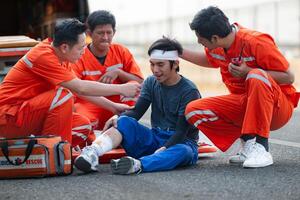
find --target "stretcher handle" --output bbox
[0,139,37,165]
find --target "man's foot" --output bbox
[229,138,255,164]
[243,143,273,168]
[74,145,99,173]
[110,156,142,175]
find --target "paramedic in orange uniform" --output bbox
[182,7,299,168]
[0,19,141,148]
[72,10,144,133]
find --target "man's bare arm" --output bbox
[60,78,140,97]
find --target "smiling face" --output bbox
[89,24,115,54]
[150,59,179,85]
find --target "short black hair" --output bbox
[190,6,232,41]
[148,36,182,72]
[87,10,116,32]
[53,18,86,47]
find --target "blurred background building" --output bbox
[89,0,300,59]
[0,0,299,91]
[88,0,300,92]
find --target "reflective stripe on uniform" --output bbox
[246,73,271,88]
[185,109,219,127]
[185,109,217,121]
[243,56,255,62]
[209,53,225,61]
[49,87,73,111]
[106,63,123,71]
[23,55,33,68]
[82,70,102,76]
[71,131,87,140]
[72,124,92,131]
[257,68,268,78]
[193,117,219,127]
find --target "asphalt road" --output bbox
[1,109,299,200]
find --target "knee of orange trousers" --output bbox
[184,100,241,152]
[184,99,212,125]
[71,113,92,148]
[245,68,273,92]
[43,88,75,143]
[0,88,75,141]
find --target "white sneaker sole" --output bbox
[110,157,132,175]
[243,160,273,168]
[74,157,97,173]
[229,159,245,164]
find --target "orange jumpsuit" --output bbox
[0,39,92,147]
[185,23,299,152]
[72,43,143,131]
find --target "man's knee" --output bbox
[185,99,217,124]
[246,68,272,89]
[117,116,137,136]
[50,87,74,111]
[175,144,193,156]
[185,99,201,119]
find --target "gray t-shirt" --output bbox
[141,75,199,130]
[122,75,200,147]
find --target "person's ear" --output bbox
[174,60,179,67]
[59,43,69,54]
[211,35,219,44]
[86,29,92,37]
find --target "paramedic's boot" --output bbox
[229,138,255,164]
[243,142,273,168]
[111,156,142,175]
[74,145,99,173]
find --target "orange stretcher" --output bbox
[72,143,218,164]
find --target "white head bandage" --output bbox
[150,50,179,61]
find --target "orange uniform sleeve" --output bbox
[251,34,289,71]
[71,59,85,79]
[28,52,76,85]
[121,47,144,79]
[204,48,222,68]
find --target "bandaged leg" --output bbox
[92,127,123,156]
[74,127,122,173]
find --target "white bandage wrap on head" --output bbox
[150,50,179,61]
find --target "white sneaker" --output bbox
[229,138,255,164]
[74,145,99,173]
[110,156,142,175]
[243,143,273,168]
